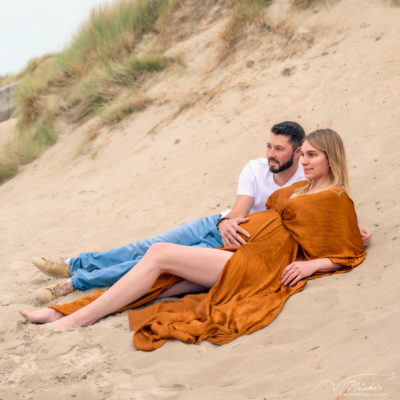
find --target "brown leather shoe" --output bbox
[40,279,74,303]
[31,257,71,279]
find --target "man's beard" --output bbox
[268,153,294,173]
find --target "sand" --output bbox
[0,0,399,398]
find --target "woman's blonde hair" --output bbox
[298,128,349,195]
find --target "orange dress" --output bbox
[50,182,366,350]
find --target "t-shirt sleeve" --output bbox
[237,162,256,197]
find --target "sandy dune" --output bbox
[0,1,399,398]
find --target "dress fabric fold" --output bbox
[50,182,366,350]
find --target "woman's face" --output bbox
[300,140,331,181]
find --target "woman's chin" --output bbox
[303,172,313,180]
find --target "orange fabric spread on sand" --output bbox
[50,182,366,351]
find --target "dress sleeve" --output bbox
[282,188,366,273]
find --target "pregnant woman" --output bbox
[20,129,366,351]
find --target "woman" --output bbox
[20,129,366,351]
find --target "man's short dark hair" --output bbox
[271,121,305,149]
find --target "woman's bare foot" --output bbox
[19,308,63,324]
[51,315,88,331]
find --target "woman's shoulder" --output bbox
[321,186,353,202]
[302,186,355,211]
[286,184,354,207]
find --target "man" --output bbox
[32,121,371,301]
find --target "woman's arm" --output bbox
[281,258,344,287]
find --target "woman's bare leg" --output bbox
[20,280,207,324]
[52,243,233,331]
[157,280,207,298]
[20,278,207,325]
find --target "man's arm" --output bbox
[218,195,254,247]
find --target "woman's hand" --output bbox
[218,217,250,247]
[282,258,344,286]
[282,260,318,287]
[360,228,372,248]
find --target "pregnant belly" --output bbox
[239,209,284,242]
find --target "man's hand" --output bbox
[360,228,372,248]
[219,217,250,247]
[282,260,318,287]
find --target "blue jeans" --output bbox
[69,214,223,290]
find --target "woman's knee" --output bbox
[145,242,185,275]
[145,242,174,263]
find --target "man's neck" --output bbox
[273,162,300,187]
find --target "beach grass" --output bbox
[291,0,332,9]
[67,52,171,122]
[0,160,18,183]
[0,0,182,184]
[54,0,180,78]
[0,0,279,185]
[220,0,272,53]
[100,95,151,126]
[0,120,57,184]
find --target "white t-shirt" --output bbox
[220,159,305,217]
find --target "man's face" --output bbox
[266,133,297,173]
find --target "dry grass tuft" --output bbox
[0,160,19,183]
[268,19,315,60]
[65,53,173,123]
[156,0,227,47]
[100,95,151,126]
[291,0,336,9]
[220,0,272,55]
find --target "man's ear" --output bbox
[294,146,302,158]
